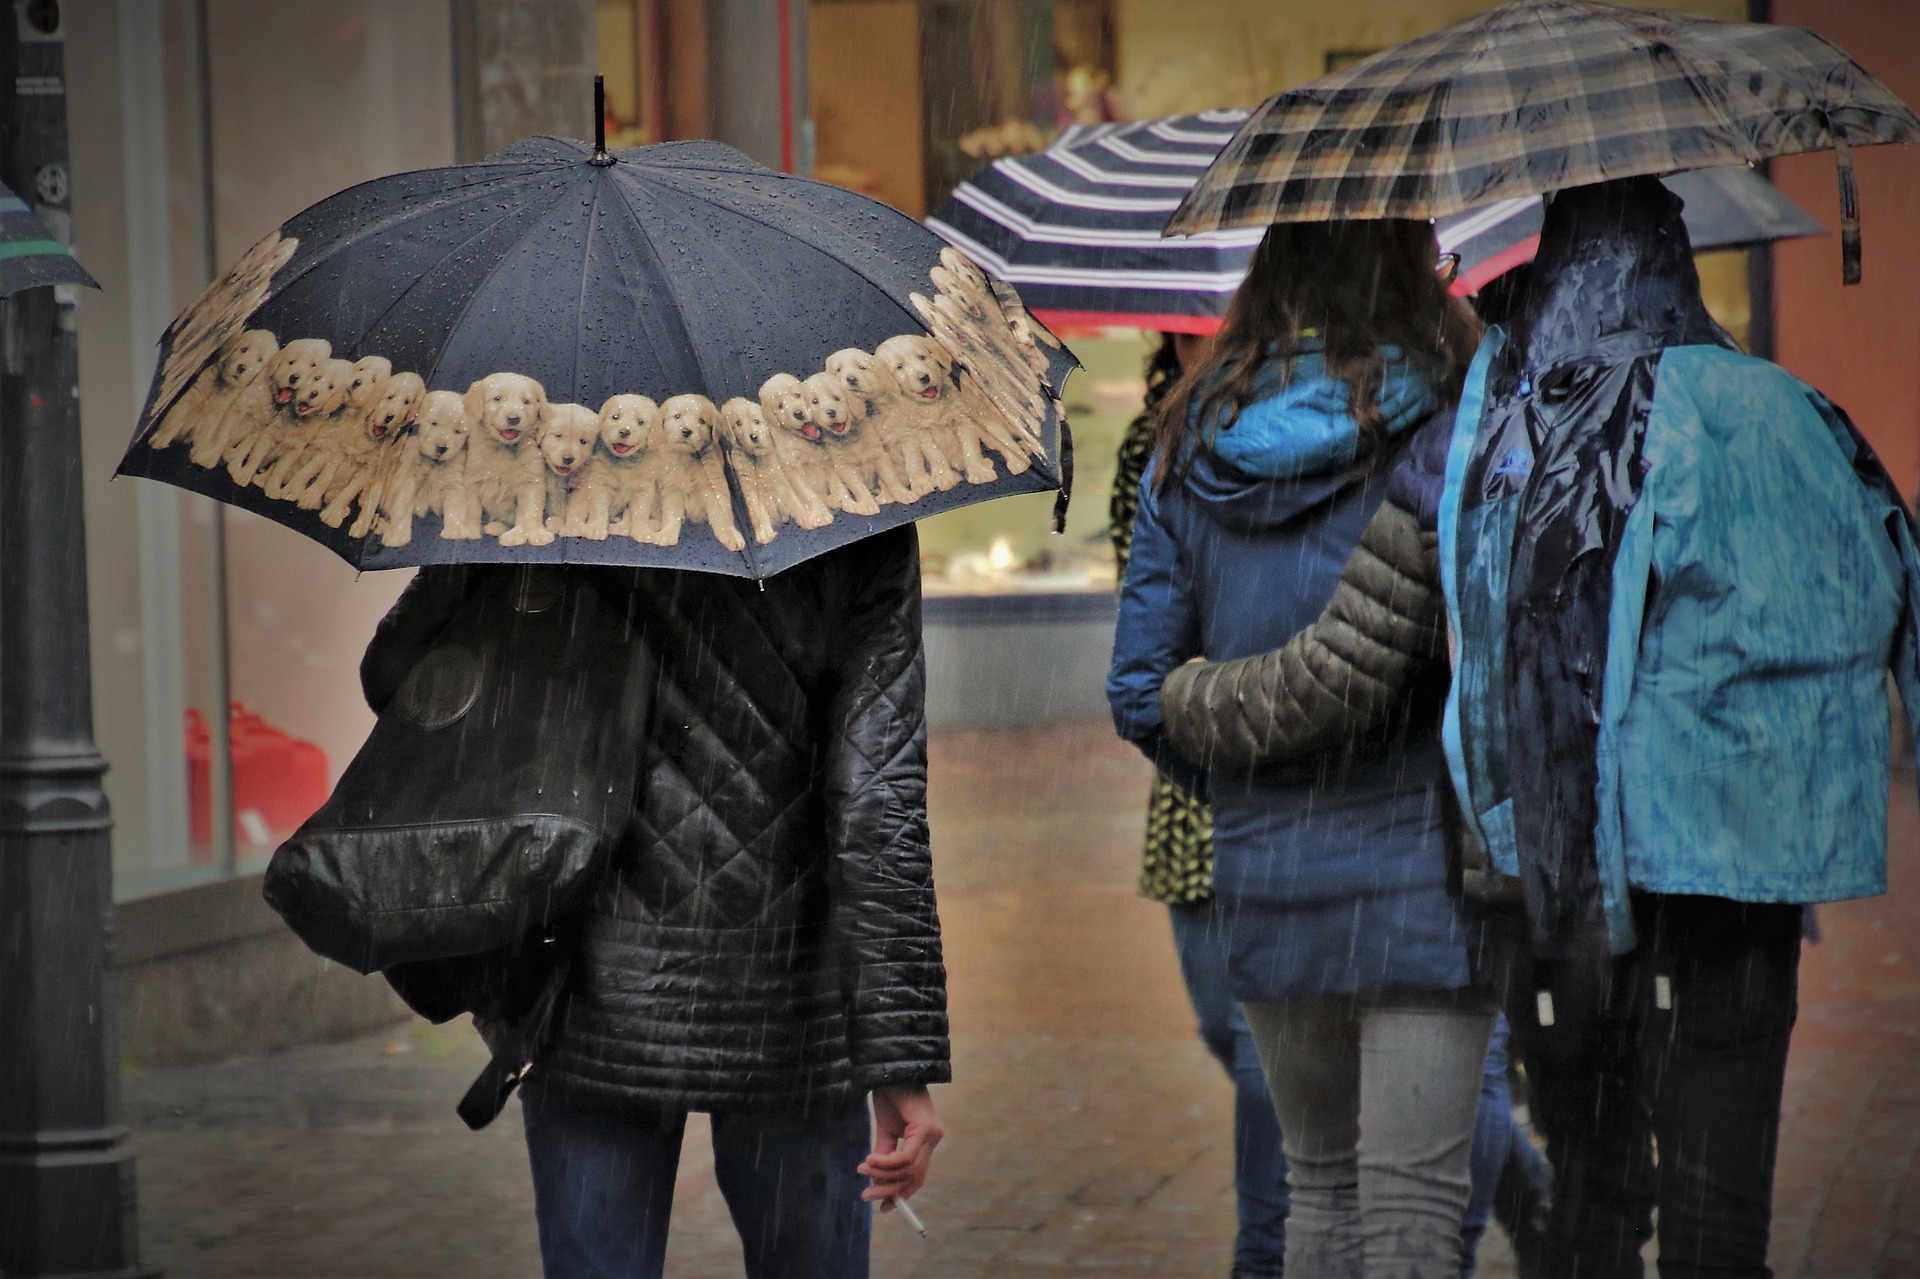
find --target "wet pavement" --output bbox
[129,721,1918,1277]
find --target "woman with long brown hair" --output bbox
[1108,219,1489,1278]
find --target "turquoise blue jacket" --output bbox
[1441,333,1920,952]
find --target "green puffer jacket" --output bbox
[1158,495,1443,769]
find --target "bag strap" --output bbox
[456,952,571,1131]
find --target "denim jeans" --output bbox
[1459,1013,1552,1277]
[1502,893,1801,1279]
[519,1078,873,1279]
[1243,993,1497,1279]
[1169,901,1292,1278]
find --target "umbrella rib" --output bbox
[238,166,556,315]
[568,178,605,404]
[634,170,931,336]
[598,175,762,577]
[421,171,593,391]
[601,175,725,402]
[338,201,542,362]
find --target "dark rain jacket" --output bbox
[360,526,950,1113]
[1108,358,1475,1000]
[1440,177,1920,957]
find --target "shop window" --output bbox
[85,0,457,901]
[596,0,662,146]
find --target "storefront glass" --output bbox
[77,0,456,900]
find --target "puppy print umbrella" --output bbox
[117,108,1074,579]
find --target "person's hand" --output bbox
[860,1084,943,1207]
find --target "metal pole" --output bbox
[0,1,151,1274]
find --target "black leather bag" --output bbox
[263,567,653,975]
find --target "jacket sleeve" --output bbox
[358,565,478,714]
[1107,473,1207,791]
[821,525,950,1091]
[1158,493,1444,772]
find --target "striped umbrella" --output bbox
[1165,0,1920,284]
[929,113,1818,332]
[0,179,96,296]
[929,110,1261,334]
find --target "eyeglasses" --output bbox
[1435,252,1462,286]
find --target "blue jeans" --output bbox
[1460,1013,1552,1277]
[1170,901,1292,1278]
[520,1078,873,1279]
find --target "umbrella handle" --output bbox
[1834,132,1860,287]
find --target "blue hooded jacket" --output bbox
[1108,351,1475,999]
[1439,178,1920,956]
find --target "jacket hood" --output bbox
[1507,175,1733,373]
[1184,346,1440,534]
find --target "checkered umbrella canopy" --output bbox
[1167,0,1920,282]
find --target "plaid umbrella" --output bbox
[0,179,96,296]
[1167,0,1920,283]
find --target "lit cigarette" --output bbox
[891,1197,927,1237]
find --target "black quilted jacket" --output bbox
[361,526,950,1113]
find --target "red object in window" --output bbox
[185,704,331,860]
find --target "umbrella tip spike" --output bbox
[590,74,616,167]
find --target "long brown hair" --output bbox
[1152,219,1481,490]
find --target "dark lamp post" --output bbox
[0,1,151,1274]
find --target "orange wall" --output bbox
[1771,0,1920,496]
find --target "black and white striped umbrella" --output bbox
[929,111,1818,333]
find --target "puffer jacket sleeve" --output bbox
[821,525,950,1091]
[1158,415,1453,773]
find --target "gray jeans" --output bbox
[1243,995,1496,1279]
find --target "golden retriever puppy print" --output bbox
[833,348,958,499]
[936,246,1055,379]
[148,329,279,454]
[913,289,1049,455]
[198,337,332,472]
[379,390,477,547]
[248,357,356,496]
[463,371,552,547]
[931,249,1049,389]
[808,371,918,509]
[759,372,861,514]
[876,334,1006,486]
[594,394,661,542]
[719,396,831,544]
[650,394,745,552]
[538,404,608,539]
[155,231,298,416]
[273,355,395,505]
[761,371,877,516]
[322,371,427,532]
[225,349,347,488]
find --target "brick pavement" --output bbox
[127,721,1916,1277]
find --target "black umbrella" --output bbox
[0,178,96,295]
[119,121,1074,579]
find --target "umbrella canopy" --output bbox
[930,107,1818,330]
[1447,166,1823,295]
[0,179,96,295]
[119,138,1073,579]
[1166,0,1920,283]
[929,110,1264,333]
